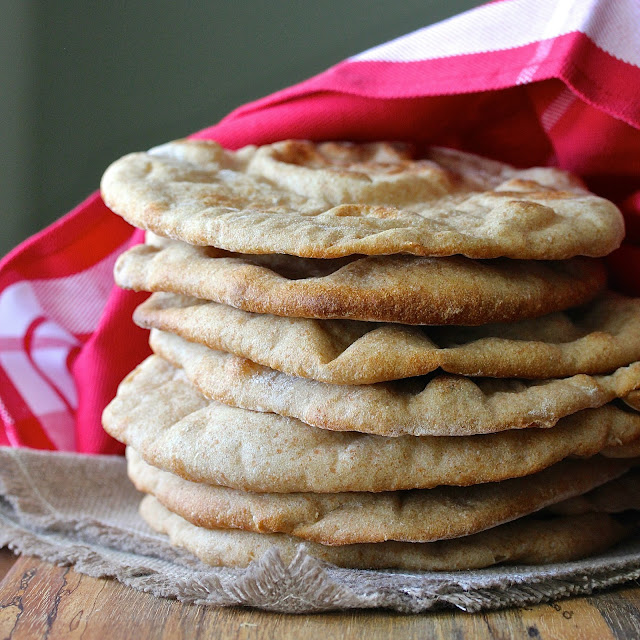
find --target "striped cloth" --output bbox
[1,0,639,454]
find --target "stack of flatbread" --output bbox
[101,139,640,571]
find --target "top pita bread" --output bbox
[101,140,624,259]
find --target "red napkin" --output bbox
[1,0,639,453]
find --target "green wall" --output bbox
[1,1,481,255]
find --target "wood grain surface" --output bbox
[0,549,639,639]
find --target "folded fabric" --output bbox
[2,445,640,613]
[1,0,639,453]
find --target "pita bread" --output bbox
[150,329,640,437]
[602,439,640,458]
[140,496,629,570]
[115,238,606,325]
[550,467,640,516]
[102,356,640,493]
[127,447,631,545]
[100,140,624,259]
[624,390,640,411]
[135,291,640,383]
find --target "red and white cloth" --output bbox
[1,0,639,454]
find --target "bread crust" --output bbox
[101,140,625,259]
[150,329,640,437]
[140,497,630,571]
[102,356,640,493]
[135,291,640,383]
[114,238,607,325]
[127,447,630,545]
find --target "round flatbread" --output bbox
[134,291,640,383]
[140,496,630,571]
[114,237,606,325]
[624,390,640,411]
[150,329,640,437]
[102,356,640,493]
[101,140,624,259]
[127,447,631,545]
[550,468,640,515]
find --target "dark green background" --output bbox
[1,1,481,256]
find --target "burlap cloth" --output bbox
[2,447,640,613]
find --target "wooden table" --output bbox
[0,549,639,639]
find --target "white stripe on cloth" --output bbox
[0,351,69,415]
[540,86,577,132]
[350,0,640,69]
[0,396,15,431]
[0,241,128,450]
[0,281,79,445]
[38,410,77,451]
[0,249,120,339]
[516,0,578,85]
[31,321,79,409]
[0,330,77,451]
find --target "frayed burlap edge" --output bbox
[1,446,639,613]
